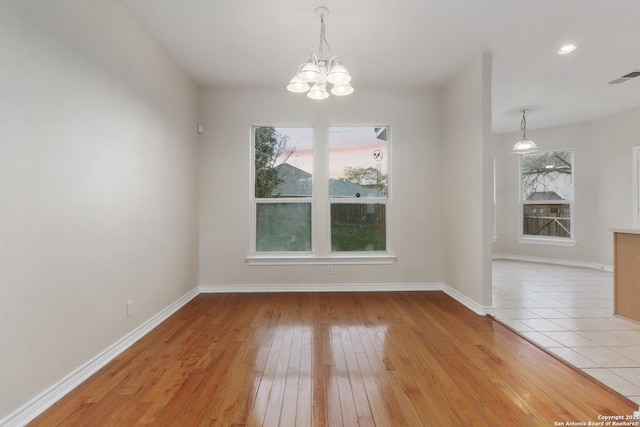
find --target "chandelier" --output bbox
[286,7,353,100]
[511,109,539,154]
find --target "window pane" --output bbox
[256,203,311,251]
[331,203,386,251]
[328,127,388,198]
[522,205,571,237]
[521,150,572,201]
[521,150,573,238]
[255,127,313,198]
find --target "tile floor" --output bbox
[492,259,640,405]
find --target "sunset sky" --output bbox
[274,126,388,178]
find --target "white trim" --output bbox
[517,236,576,247]
[2,282,493,426]
[245,254,396,266]
[200,282,438,293]
[442,285,494,316]
[519,149,574,241]
[250,125,393,256]
[493,253,613,272]
[611,228,640,235]
[0,288,200,427]
[199,282,493,316]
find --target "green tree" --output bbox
[342,166,388,196]
[254,127,294,198]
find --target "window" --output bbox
[329,126,388,252]
[250,125,393,262]
[253,126,314,252]
[520,149,573,242]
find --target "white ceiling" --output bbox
[120,0,640,133]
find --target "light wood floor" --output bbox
[30,292,637,426]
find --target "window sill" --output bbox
[517,236,576,247]
[246,254,397,266]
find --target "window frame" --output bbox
[247,124,396,265]
[249,126,315,255]
[327,125,391,255]
[518,148,576,246]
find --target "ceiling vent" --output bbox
[608,71,640,85]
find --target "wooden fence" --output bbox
[331,203,386,228]
[523,214,570,237]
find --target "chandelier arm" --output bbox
[327,55,339,72]
[308,53,319,65]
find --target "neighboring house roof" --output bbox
[329,180,381,198]
[272,163,381,198]
[527,191,564,201]
[272,163,312,197]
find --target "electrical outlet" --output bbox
[327,265,333,274]
[127,300,134,317]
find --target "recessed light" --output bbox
[556,44,578,55]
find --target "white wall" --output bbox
[492,106,640,266]
[199,87,444,287]
[0,0,199,420]
[442,53,493,307]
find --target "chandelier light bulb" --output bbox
[307,83,330,100]
[298,61,322,82]
[327,63,351,84]
[330,83,354,96]
[287,76,311,93]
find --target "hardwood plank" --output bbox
[329,324,360,426]
[29,292,638,427]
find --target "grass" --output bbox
[331,224,386,252]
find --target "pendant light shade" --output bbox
[326,63,352,85]
[298,61,322,83]
[286,76,311,93]
[512,109,539,155]
[512,138,538,154]
[330,82,354,96]
[307,82,330,100]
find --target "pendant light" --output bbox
[511,109,539,154]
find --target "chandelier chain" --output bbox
[521,110,527,138]
[318,15,331,57]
